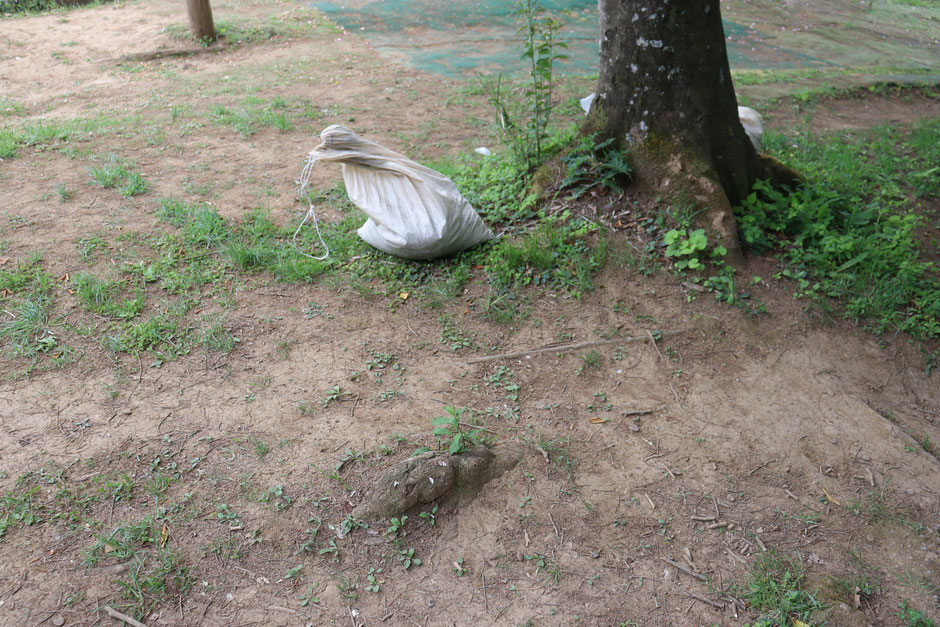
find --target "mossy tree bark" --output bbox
[186,0,217,43]
[585,0,787,263]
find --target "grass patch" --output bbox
[90,156,150,197]
[744,550,822,626]
[114,313,189,358]
[209,96,323,136]
[0,254,74,365]
[74,272,144,320]
[85,511,193,621]
[738,118,940,342]
[0,119,85,159]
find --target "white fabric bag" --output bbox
[300,125,494,260]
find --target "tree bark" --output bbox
[585,0,783,263]
[186,0,217,43]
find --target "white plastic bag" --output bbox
[299,125,494,260]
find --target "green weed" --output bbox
[0,257,68,362]
[744,550,821,626]
[430,406,488,454]
[0,486,43,541]
[74,272,144,320]
[116,314,188,357]
[487,0,568,173]
[560,135,631,199]
[744,120,940,342]
[896,599,936,626]
[198,317,238,353]
[90,156,149,197]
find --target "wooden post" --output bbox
[186,0,217,43]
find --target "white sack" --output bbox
[736,106,764,152]
[305,125,494,260]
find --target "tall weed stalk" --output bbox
[489,0,568,175]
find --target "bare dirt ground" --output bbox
[0,1,938,626]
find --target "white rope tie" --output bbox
[292,153,330,261]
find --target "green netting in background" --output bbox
[311,0,940,82]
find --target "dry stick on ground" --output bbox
[101,606,149,627]
[663,557,707,582]
[677,586,724,610]
[466,331,686,364]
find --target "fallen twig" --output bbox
[677,586,724,610]
[746,460,773,477]
[466,330,686,364]
[663,557,707,582]
[101,606,148,627]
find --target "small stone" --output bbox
[52,616,65,627]
[591,550,600,559]
[906,488,915,495]
[425,598,435,608]
[727,494,736,502]
[866,535,875,543]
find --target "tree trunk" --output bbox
[585,0,781,263]
[186,0,217,43]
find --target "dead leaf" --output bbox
[399,291,409,301]
[59,273,69,282]
[160,524,169,547]
[589,417,609,424]
[853,586,861,609]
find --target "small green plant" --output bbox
[398,547,422,570]
[249,438,269,459]
[386,516,408,539]
[453,556,467,577]
[431,406,487,454]
[832,550,880,606]
[90,157,149,197]
[298,583,320,607]
[745,550,820,626]
[525,553,560,585]
[663,228,726,271]
[322,384,351,408]
[418,504,438,526]
[365,567,384,593]
[295,517,322,554]
[54,183,71,202]
[895,600,936,627]
[0,486,43,540]
[318,538,339,562]
[576,349,602,376]
[199,319,238,353]
[560,135,631,199]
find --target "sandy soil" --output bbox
[0,1,938,626]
